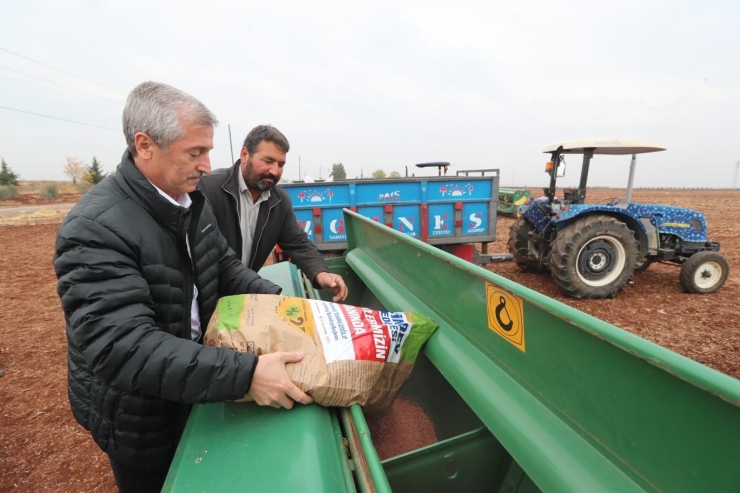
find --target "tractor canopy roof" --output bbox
[542,138,666,155]
[415,161,451,168]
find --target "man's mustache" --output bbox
[259,173,278,182]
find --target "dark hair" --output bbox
[243,125,290,155]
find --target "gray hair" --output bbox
[123,81,218,155]
[243,125,290,155]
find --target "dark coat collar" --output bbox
[114,151,205,233]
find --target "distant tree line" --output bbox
[64,156,108,187]
[0,158,20,200]
[331,163,346,180]
[305,163,406,182]
[0,158,20,186]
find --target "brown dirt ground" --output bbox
[0,193,82,208]
[0,181,82,210]
[0,188,738,492]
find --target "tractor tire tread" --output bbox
[679,251,729,294]
[548,215,638,299]
[507,218,548,273]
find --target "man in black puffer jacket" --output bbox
[54,81,312,493]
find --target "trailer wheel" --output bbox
[679,251,729,294]
[508,218,548,273]
[549,215,638,299]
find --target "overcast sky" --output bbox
[2,0,739,188]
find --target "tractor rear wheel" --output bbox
[508,218,548,273]
[679,251,729,294]
[548,215,638,299]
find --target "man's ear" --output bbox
[239,147,250,172]
[134,132,156,160]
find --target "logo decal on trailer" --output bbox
[439,184,475,197]
[329,219,345,234]
[485,283,525,352]
[379,191,401,200]
[296,189,334,203]
[398,216,415,233]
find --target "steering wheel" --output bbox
[598,197,621,206]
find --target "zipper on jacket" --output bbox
[224,187,241,224]
[222,182,242,258]
[179,212,195,340]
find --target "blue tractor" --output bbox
[508,138,729,299]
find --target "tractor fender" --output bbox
[552,209,649,259]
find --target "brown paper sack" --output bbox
[204,294,437,412]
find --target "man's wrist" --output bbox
[244,354,260,394]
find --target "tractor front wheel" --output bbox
[508,218,548,273]
[548,215,638,299]
[679,251,729,294]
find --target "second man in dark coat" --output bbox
[199,125,348,301]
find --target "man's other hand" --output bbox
[247,352,313,409]
[315,272,349,302]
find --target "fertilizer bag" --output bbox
[204,294,438,411]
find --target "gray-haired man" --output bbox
[54,81,312,493]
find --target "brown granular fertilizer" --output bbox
[365,397,438,460]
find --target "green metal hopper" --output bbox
[498,188,531,217]
[163,210,740,493]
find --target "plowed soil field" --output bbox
[0,188,738,492]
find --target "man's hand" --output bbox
[247,352,313,409]
[315,272,349,301]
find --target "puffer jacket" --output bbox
[53,151,281,470]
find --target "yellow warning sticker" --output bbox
[485,283,525,352]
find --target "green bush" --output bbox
[77,183,90,194]
[0,184,18,200]
[41,184,59,199]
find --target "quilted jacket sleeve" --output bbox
[214,225,283,297]
[55,215,258,404]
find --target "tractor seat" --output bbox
[564,188,583,203]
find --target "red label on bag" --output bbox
[340,305,391,363]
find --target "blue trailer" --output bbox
[279,169,508,264]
